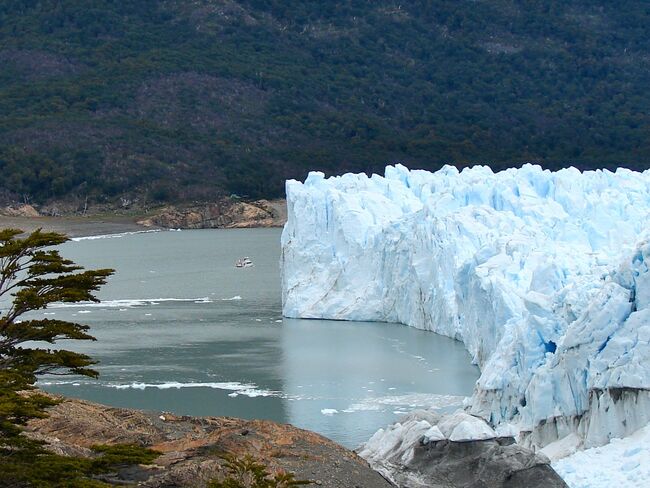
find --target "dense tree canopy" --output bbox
[0,1,649,204]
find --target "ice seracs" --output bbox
[281,164,650,452]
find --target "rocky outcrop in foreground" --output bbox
[359,410,568,488]
[25,397,573,488]
[138,199,286,229]
[26,396,392,488]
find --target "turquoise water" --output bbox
[32,228,479,448]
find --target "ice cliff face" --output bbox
[281,164,650,449]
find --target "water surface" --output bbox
[33,228,478,448]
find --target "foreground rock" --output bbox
[26,396,392,488]
[139,199,286,229]
[359,410,567,488]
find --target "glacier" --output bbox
[280,164,650,452]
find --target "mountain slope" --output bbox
[1,1,649,205]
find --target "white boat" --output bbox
[235,257,254,268]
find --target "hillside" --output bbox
[1,0,649,207]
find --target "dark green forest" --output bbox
[1,0,649,204]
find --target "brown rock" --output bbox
[138,198,287,230]
[1,204,40,217]
[26,396,393,488]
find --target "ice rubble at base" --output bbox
[552,423,650,488]
[359,410,498,467]
[281,164,650,452]
[356,408,566,488]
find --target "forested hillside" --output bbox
[1,0,649,205]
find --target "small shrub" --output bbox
[0,443,161,487]
[208,454,312,488]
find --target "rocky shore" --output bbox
[25,395,573,488]
[137,199,287,229]
[26,395,392,488]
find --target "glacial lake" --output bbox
[32,228,479,448]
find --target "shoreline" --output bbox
[0,198,287,238]
[0,214,157,239]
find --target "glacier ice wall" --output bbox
[281,164,650,449]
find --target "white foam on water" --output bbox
[71,229,163,241]
[37,380,316,401]
[40,379,425,406]
[343,394,466,413]
[105,381,280,398]
[48,380,283,398]
[49,297,213,309]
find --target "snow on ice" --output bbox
[552,423,650,488]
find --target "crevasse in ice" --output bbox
[281,164,650,449]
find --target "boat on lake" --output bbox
[235,257,254,268]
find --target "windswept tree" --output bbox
[0,229,114,379]
[0,228,118,484]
